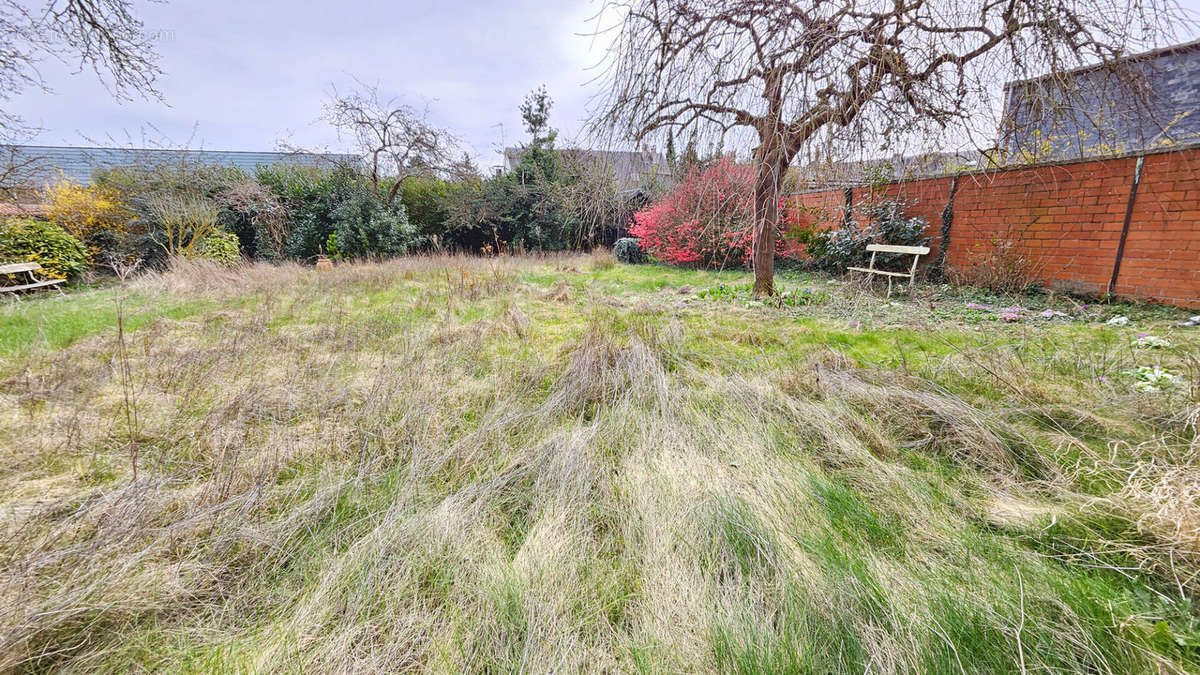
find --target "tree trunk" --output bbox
[751,149,787,296]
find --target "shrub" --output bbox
[397,176,459,239]
[440,148,629,253]
[330,189,418,259]
[629,158,802,268]
[558,151,630,248]
[140,192,221,258]
[0,218,89,280]
[613,237,645,264]
[258,165,419,260]
[798,198,930,274]
[42,176,132,262]
[193,230,241,267]
[218,178,289,260]
[257,164,342,259]
[798,221,874,274]
[440,173,530,252]
[94,163,248,268]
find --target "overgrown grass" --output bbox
[0,255,1197,672]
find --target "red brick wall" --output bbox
[790,146,1200,308]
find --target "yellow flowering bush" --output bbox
[42,175,132,260]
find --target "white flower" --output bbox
[1106,315,1130,326]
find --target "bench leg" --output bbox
[886,276,893,298]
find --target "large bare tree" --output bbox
[591,0,1183,295]
[324,82,463,206]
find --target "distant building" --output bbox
[503,146,668,191]
[999,39,1200,163]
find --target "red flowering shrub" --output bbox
[630,158,802,267]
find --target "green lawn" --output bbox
[1,255,1197,672]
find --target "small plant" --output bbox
[324,232,344,261]
[613,237,645,264]
[1124,365,1181,392]
[697,283,742,302]
[103,252,144,281]
[0,218,89,280]
[1133,334,1170,349]
[949,235,1042,293]
[193,230,242,267]
[772,288,824,308]
[697,282,825,308]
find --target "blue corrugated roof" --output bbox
[6,145,358,186]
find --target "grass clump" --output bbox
[0,254,1197,672]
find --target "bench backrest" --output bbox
[866,244,930,255]
[0,262,40,274]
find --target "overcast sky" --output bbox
[7,0,1200,169]
[8,0,615,171]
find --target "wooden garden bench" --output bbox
[0,262,66,294]
[847,244,930,296]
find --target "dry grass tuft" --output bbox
[588,246,616,271]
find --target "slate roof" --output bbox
[3,145,356,187]
[999,40,1200,162]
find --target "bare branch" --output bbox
[0,0,161,142]
[323,81,464,205]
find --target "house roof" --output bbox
[1002,38,1200,91]
[0,202,46,218]
[2,145,357,187]
[998,39,1200,162]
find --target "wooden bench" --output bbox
[847,244,930,296]
[0,262,66,294]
